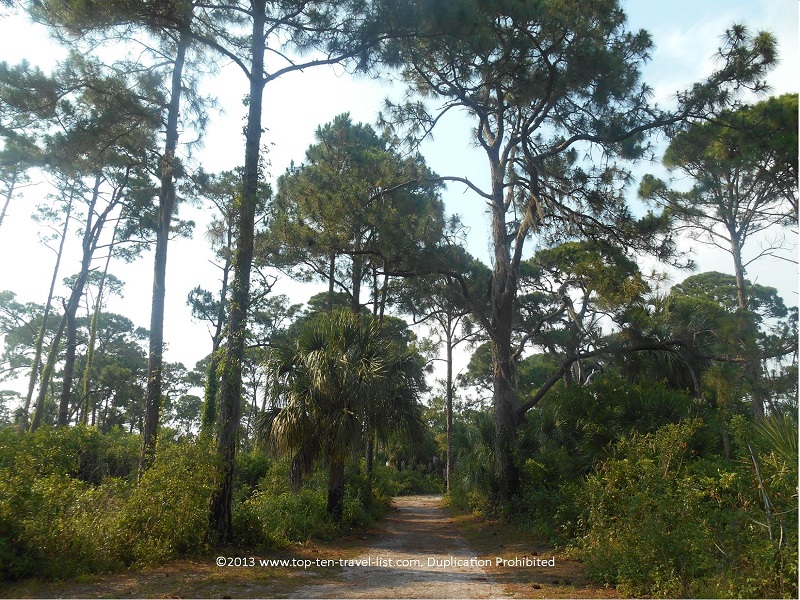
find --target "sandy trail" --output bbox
[292,495,508,599]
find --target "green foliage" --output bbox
[574,418,798,598]
[119,441,219,563]
[262,309,425,520]
[447,368,799,600]
[523,374,699,467]
[234,459,386,547]
[508,376,701,543]
[371,463,443,497]
[0,427,219,581]
[264,113,445,296]
[447,409,497,515]
[0,424,139,482]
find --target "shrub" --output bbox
[0,427,135,579]
[574,418,798,598]
[235,458,388,546]
[118,441,219,563]
[0,424,138,483]
[371,463,443,497]
[0,428,219,580]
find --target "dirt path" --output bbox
[292,495,507,598]
[1,495,618,598]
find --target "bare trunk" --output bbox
[101,392,111,434]
[141,24,190,474]
[372,265,379,316]
[80,220,118,424]
[327,457,345,522]
[23,191,73,423]
[731,235,748,312]
[57,307,77,426]
[379,271,388,322]
[0,169,17,230]
[730,232,764,418]
[200,249,230,434]
[445,318,454,494]
[489,164,521,504]
[327,251,335,312]
[351,239,362,314]
[34,174,106,431]
[29,315,67,431]
[58,173,109,425]
[210,2,266,544]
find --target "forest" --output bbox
[0,0,797,598]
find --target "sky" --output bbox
[0,0,797,399]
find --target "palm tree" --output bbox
[261,310,424,521]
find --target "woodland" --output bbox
[0,0,797,598]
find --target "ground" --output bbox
[0,495,620,599]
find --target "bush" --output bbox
[573,418,798,598]
[0,424,139,483]
[232,458,387,546]
[371,463,443,497]
[0,426,135,579]
[117,441,219,563]
[0,428,219,580]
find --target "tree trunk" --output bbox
[29,314,67,431]
[57,307,77,426]
[200,249,230,434]
[57,173,106,426]
[327,457,345,522]
[489,168,521,504]
[351,247,362,314]
[730,231,764,417]
[210,2,266,544]
[327,251,336,312]
[140,24,190,474]
[378,271,388,322]
[0,168,17,230]
[101,392,111,434]
[492,337,521,501]
[23,190,73,424]
[731,233,748,312]
[80,219,118,424]
[34,174,106,431]
[445,319,454,494]
[372,264,379,316]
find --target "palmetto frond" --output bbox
[753,412,798,465]
[263,309,424,473]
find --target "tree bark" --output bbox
[350,236,363,314]
[34,174,107,431]
[140,23,190,474]
[327,252,336,312]
[445,316,454,494]
[730,231,748,312]
[489,163,521,503]
[80,220,118,423]
[57,306,77,426]
[23,191,73,424]
[200,248,230,434]
[210,1,266,544]
[56,170,122,425]
[327,457,345,522]
[0,168,17,230]
[729,229,765,417]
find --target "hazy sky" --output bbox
[0,0,797,395]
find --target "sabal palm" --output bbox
[262,310,423,520]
